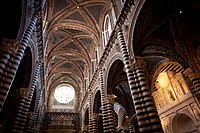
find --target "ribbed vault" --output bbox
[44,0,112,109]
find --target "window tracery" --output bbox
[52,84,76,112]
[102,14,112,46]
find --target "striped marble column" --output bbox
[24,63,41,133]
[81,125,89,133]
[102,95,117,132]
[0,39,18,74]
[24,112,35,133]
[90,113,99,133]
[134,57,163,132]
[34,91,42,131]
[88,92,93,133]
[99,69,117,132]
[28,4,46,131]
[6,88,30,132]
[26,62,41,105]
[23,8,44,132]
[28,86,43,132]
[0,13,38,112]
[117,27,163,133]
[35,11,45,88]
[184,68,200,98]
[129,125,135,133]
[36,105,45,131]
[7,62,41,132]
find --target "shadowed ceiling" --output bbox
[0,0,22,38]
[44,0,112,96]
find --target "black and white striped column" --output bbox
[24,63,41,133]
[24,112,35,133]
[134,57,163,131]
[28,86,43,132]
[0,39,18,74]
[90,113,99,132]
[102,95,117,132]
[0,13,38,112]
[6,88,30,132]
[36,105,45,131]
[184,68,200,98]
[117,27,163,132]
[191,78,200,98]
[81,125,88,133]
[34,91,43,131]
[7,62,41,132]
[27,62,41,105]
[99,69,117,132]
[88,92,93,133]
[129,125,135,133]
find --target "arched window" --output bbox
[54,84,75,104]
[103,14,112,46]
[52,84,75,111]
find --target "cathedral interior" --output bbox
[0,0,200,133]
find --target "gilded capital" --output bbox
[130,56,146,68]
[16,88,30,97]
[116,25,123,33]
[91,113,99,121]
[103,95,115,104]
[28,112,34,118]
[183,68,196,78]
[0,38,21,54]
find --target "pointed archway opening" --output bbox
[93,90,103,132]
[107,59,136,132]
[83,108,89,132]
[172,114,199,133]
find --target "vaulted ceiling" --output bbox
[44,0,112,95]
[133,0,200,82]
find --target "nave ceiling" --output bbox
[44,0,112,97]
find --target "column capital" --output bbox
[183,68,196,78]
[103,94,115,104]
[81,125,88,132]
[91,113,99,121]
[28,111,34,118]
[116,25,122,32]
[0,38,21,54]
[16,88,30,97]
[130,56,146,68]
